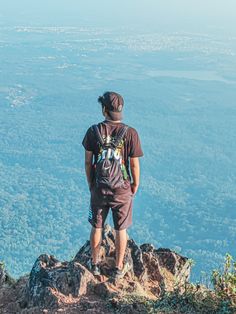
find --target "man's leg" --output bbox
[90,227,102,264]
[112,193,133,271]
[115,229,127,269]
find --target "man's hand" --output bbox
[130,157,140,195]
[131,183,139,195]
[85,150,94,190]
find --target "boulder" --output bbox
[139,245,190,295]
[26,254,95,308]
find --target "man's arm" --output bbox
[85,150,94,190]
[130,157,140,195]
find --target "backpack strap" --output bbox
[112,125,129,149]
[92,124,129,149]
[92,125,105,148]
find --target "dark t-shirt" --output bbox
[82,120,143,184]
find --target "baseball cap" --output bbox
[98,91,124,121]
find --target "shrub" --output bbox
[211,253,236,311]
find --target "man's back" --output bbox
[82,120,143,187]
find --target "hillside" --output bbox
[1,26,236,282]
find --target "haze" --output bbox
[0,0,236,34]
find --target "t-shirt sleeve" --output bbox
[82,127,95,152]
[128,128,144,158]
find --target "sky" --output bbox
[0,0,236,33]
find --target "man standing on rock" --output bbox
[82,91,143,279]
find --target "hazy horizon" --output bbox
[0,0,236,35]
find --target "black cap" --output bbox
[98,91,124,121]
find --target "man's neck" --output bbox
[104,118,122,124]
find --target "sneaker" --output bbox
[91,263,101,276]
[88,259,101,276]
[113,261,132,280]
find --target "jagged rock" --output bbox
[0,275,28,313]
[94,282,119,299]
[74,225,190,296]
[0,262,6,286]
[0,224,191,312]
[140,243,155,253]
[26,254,95,308]
[0,262,15,287]
[155,247,190,289]
[128,239,146,280]
[74,225,134,278]
[140,246,190,295]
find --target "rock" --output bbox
[140,243,155,253]
[155,247,191,290]
[75,224,190,296]
[0,261,15,287]
[94,282,119,299]
[0,224,191,312]
[140,246,191,295]
[26,254,95,308]
[74,225,134,278]
[0,262,6,286]
[0,275,28,313]
[128,239,146,280]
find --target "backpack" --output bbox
[92,124,129,189]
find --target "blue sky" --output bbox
[0,0,235,33]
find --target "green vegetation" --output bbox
[1,26,236,283]
[212,253,236,312]
[153,254,236,313]
[107,254,236,313]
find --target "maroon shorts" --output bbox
[89,185,133,231]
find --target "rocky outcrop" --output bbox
[0,225,191,313]
[0,263,6,287]
[0,262,15,287]
[74,225,190,296]
[25,254,95,308]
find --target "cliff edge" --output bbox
[0,225,196,313]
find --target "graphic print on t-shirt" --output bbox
[97,135,128,180]
[97,135,123,161]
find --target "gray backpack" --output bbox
[92,124,129,189]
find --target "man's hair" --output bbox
[98,92,110,108]
[98,94,112,118]
[97,95,105,107]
